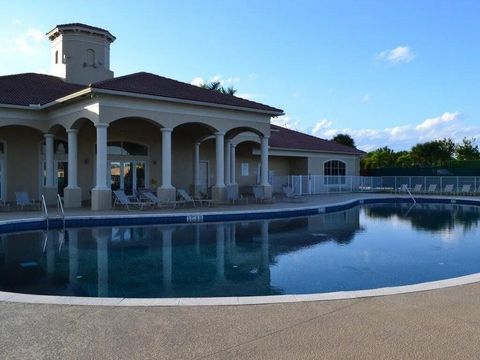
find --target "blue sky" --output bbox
[1,0,479,151]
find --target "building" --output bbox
[0,23,363,210]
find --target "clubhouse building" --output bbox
[0,23,363,210]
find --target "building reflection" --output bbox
[0,206,364,297]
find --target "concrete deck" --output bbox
[2,193,480,359]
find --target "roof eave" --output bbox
[269,146,364,156]
[90,87,284,116]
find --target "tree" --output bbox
[455,138,480,161]
[199,81,237,95]
[410,138,455,166]
[361,146,397,170]
[332,134,355,148]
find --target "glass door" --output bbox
[56,161,68,197]
[110,162,121,191]
[110,161,147,195]
[123,162,133,195]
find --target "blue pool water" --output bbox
[1,202,480,298]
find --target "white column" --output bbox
[161,128,174,189]
[44,134,55,187]
[66,129,78,188]
[215,132,225,187]
[230,144,236,185]
[94,123,109,190]
[193,142,200,187]
[261,135,270,186]
[225,140,231,186]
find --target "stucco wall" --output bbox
[0,126,43,202]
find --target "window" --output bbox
[40,140,68,155]
[324,160,346,184]
[55,50,59,64]
[0,142,3,154]
[86,49,96,66]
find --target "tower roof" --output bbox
[46,23,115,42]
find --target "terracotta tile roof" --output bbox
[47,23,116,41]
[270,125,365,155]
[0,73,85,106]
[92,72,283,113]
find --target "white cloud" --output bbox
[361,93,370,103]
[376,46,415,65]
[0,27,46,56]
[309,111,480,151]
[271,115,300,131]
[190,77,205,86]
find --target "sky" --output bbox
[0,0,479,151]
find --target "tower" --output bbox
[46,23,116,85]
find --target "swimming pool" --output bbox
[1,201,480,299]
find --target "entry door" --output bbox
[56,161,68,197]
[110,161,147,195]
[199,161,209,194]
[0,160,4,201]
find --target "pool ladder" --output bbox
[41,194,66,253]
[401,184,416,204]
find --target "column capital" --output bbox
[95,123,109,129]
[44,133,55,139]
[261,135,270,140]
[215,131,226,137]
[66,128,79,134]
[194,141,201,147]
[161,127,173,133]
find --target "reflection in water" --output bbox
[1,203,480,297]
[364,203,480,233]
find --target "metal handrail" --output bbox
[57,194,65,231]
[41,194,49,230]
[401,184,416,204]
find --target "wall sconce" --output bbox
[153,160,157,165]
[84,158,89,165]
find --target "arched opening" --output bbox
[324,160,346,184]
[173,122,217,195]
[106,117,161,194]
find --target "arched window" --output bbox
[86,49,96,66]
[324,160,346,184]
[107,141,148,156]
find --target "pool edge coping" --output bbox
[1,194,480,306]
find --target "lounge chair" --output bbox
[227,186,247,204]
[427,184,437,193]
[113,190,153,211]
[253,186,273,203]
[177,188,213,207]
[15,192,40,210]
[460,184,472,195]
[282,185,306,202]
[443,184,454,194]
[139,190,180,208]
[412,184,423,193]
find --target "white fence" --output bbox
[271,175,480,196]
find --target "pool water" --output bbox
[1,202,480,298]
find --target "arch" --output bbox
[70,117,95,130]
[173,121,218,133]
[108,116,164,129]
[0,121,46,133]
[225,126,266,140]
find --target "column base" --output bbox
[157,186,176,202]
[259,184,273,199]
[91,188,112,211]
[226,183,239,199]
[42,186,57,205]
[212,185,226,204]
[64,187,82,208]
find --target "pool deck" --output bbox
[2,192,480,359]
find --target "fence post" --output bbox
[409,176,412,189]
[440,177,443,193]
[299,176,302,195]
[457,176,459,192]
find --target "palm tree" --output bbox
[199,81,237,96]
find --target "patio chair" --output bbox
[177,188,213,207]
[227,186,247,205]
[443,184,454,194]
[427,184,437,193]
[460,184,472,195]
[15,192,40,210]
[253,186,273,203]
[412,184,423,193]
[139,190,180,209]
[113,190,153,211]
[282,185,306,202]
